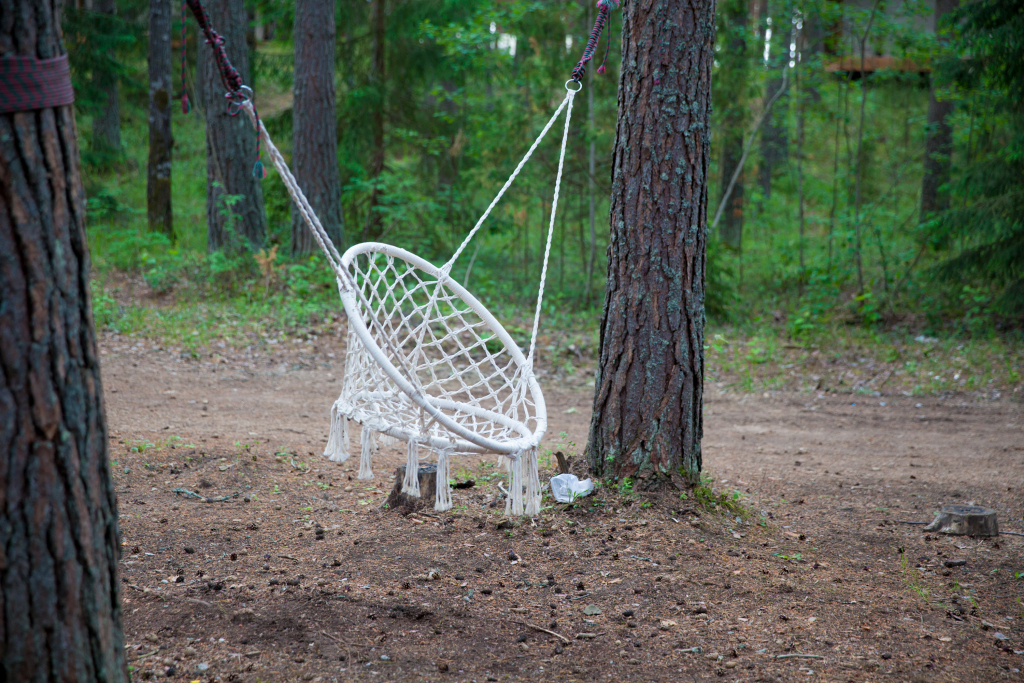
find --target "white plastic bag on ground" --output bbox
[550,473,594,503]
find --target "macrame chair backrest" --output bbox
[338,242,545,455]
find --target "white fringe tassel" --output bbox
[506,451,525,516]
[323,402,350,463]
[358,425,374,479]
[402,439,420,497]
[524,447,541,516]
[435,448,453,512]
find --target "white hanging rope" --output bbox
[528,90,575,365]
[443,91,573,272]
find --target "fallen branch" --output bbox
[711,68,790,231]
[171,488,241,503]
[135,650,159,659]
[1001,531,1024,537]
[895,520,927,525]
[520,621,571,645]
[775,653,823,660]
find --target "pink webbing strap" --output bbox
[0,54,75,114]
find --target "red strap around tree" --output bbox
[0,54,75,114]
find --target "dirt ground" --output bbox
[98,328,1024,682]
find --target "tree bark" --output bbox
[0,1,127,680]
[587,0,713,486]
[197,0,267,252]
[291,0,344,255]
[90,0,121,154]
[920,0,958,220]
[717,0,749,251]
[147,0,174,238]
[362,0,387,241]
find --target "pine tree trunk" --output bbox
[0,2,128,680]
[91,0,121,154]
[291,0,344,255]
[757,0,787,203]
[920,0,958,219]
[717,0,749,251]
[587,0,714,487]
[197,0,267,252]
[147,0,174,238]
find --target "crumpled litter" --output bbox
[550,473,594,503]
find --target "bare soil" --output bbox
[100,329,1024,682]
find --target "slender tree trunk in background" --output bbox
[292,0,344,255]
[920,0,958,220]
[796,26,805,292]
[586,15,597,309]
[91,0,121,154]
[147,0,174,238]
[588,0,713,486]
[362,0,387,241]
[717,0,749,251]
[197,0,267,252]
[852,0,882,293]
[758,0,788,204]
[827,62,844,270]
[0,2,127,679]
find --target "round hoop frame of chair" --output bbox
[337,242,547,455]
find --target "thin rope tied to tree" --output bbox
[181,0,265,179]
[571,0,621,82]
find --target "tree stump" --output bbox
[385,464,438,512]
[923,505,999,537]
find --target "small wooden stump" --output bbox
[385,464,437,512]
[923,505,999,537]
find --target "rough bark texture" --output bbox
[197,0,267,252]
[291,0,344,256]
[0,1,128,680]
[587,0,714,486]
[147,0,173,238]
[920,0,958,219]
[385,465,438,512]
[90,0,121,154]
[717,0,749,250]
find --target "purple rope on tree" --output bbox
[570,0,620,82]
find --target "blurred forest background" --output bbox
[68,0,1023,378]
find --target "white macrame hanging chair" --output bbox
[241,81,581,516]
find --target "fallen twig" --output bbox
[136,650,159,659]
[1001,531,1024,537]
[171,488,241,503]
[775,653,823,660]
[278,554,300,562]
[677,646,703,654]
[895,520,927,525]
[520,621,570,645]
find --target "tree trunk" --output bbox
[920,0,958,220]
[91,0,121,154]
[717,0,749,251]
[147,0,174,238]
[586,2,598,307]
[757,0,787,203]
[291,0,344,255]
[0,2,127,680]
[587,0,713,487]
[197,0,267,252]
[362,0,387,241]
